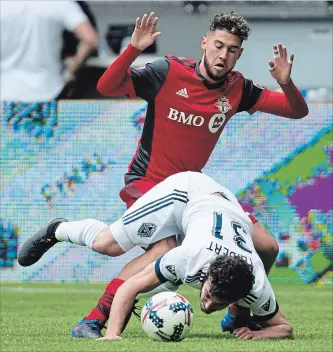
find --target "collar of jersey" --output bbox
[195,61,226,90]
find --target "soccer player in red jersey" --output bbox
[69,12,310,337]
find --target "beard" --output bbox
[203,51,231,82]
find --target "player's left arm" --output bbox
[98,262,161,340]
[233,307,293,340]
[243,43,308,119]
[235,275,293,340]
[255,308,293,339]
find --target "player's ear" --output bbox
[201,36,207,50]
[237,47,244,60]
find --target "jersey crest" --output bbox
[137,223,156,238]
[215,95,232,113]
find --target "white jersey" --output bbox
[110,172,278,320]
[0,1,87,101]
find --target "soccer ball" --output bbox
[141,291,194,342]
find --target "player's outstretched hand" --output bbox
[97,335,122,341]
[233,327,258,340]
[268,43,294,85]
[131,12,161,51]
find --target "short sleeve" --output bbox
[154,247,186,285]
[60,1,88,31]
[237,79,266,114]
[130,58,170,101]
[239,275,279,321]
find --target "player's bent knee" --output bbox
[257,236,279,260]
[92,227,125,257]
[253,223,279,258]
[270,237,279,259]
[264,233,279,258]
[147,236,177,257]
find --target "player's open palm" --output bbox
[268,43,294,85]
[131,12,161,51]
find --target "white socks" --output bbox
[55,219,108,249]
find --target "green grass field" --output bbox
[1,282,332,352]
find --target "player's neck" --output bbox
[198,61,225,84]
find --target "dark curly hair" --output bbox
[206,255,255,302]
[209,12,251,42]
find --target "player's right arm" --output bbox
[98,261,161,340]
[96,12,161,98]
[98,247,185,340]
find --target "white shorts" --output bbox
[110,173,190,251]
[110,171,249,252]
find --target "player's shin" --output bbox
[55,219,108,249]
[85,278,125,324]
[83,278,139,328]
[73,278,139,338]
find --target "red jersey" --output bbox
[125,55,266,187]
[97,45,308,204]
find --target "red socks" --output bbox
[84,278,125,323]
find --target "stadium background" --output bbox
[0,1,332,287]
[1,101,332,285]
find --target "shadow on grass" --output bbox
[125,331,233,341]
[186,332,233,339]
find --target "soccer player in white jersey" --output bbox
[18,172,293,340]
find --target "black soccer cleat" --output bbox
[17,218,67,267]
